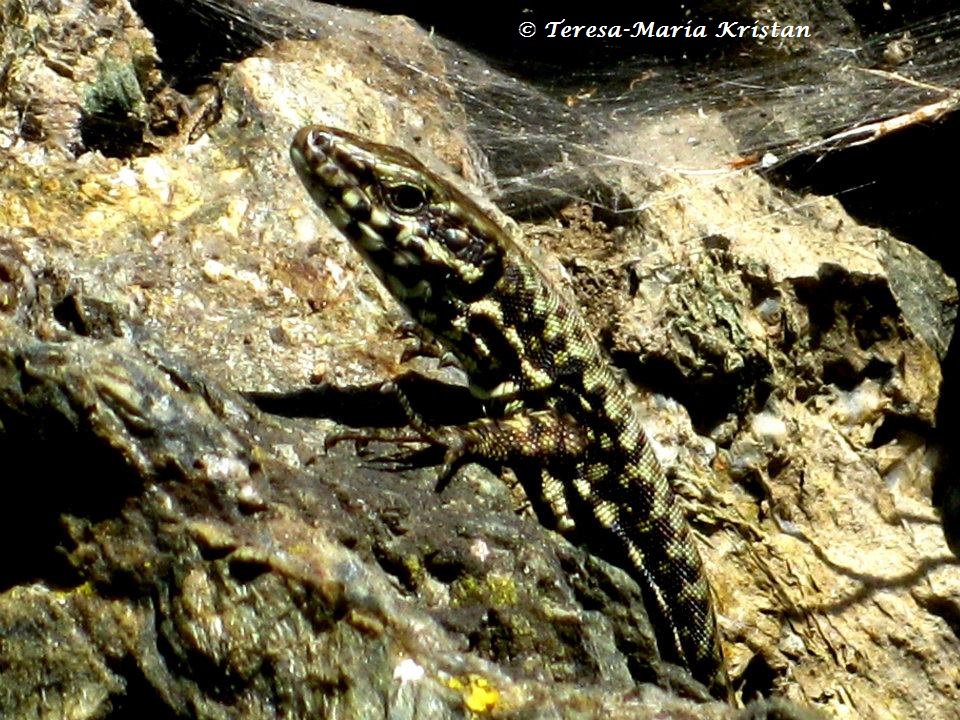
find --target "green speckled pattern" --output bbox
[291,125,730,700]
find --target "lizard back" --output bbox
[290,125,730,700]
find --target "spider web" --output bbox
[132,0,960,238]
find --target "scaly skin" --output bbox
[290,125,731,700]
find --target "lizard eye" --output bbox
[384,183,427,213]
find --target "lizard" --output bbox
[289,124,732,701]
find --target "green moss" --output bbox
[83,54,147,121]
[451,573,518,608]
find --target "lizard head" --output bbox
[291,125,506,316]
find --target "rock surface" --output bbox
[0,1,957,718]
